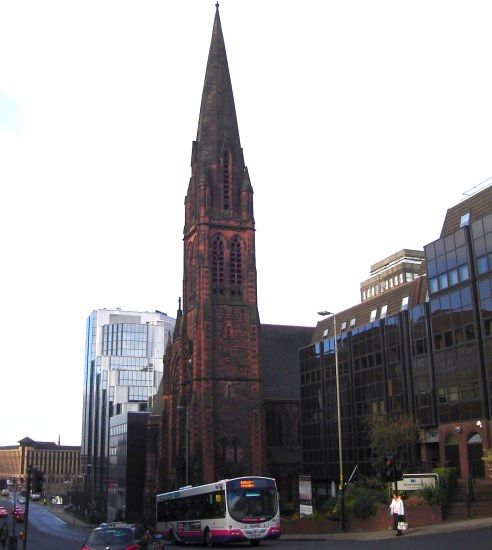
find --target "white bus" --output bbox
[156,476,281,547]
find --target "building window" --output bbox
[223,150,231,210]
[229,236,243,290]
[212,235,225,292]
[341,321,347,331]
[439,273,449,290]
[484,318,492,337]
[349,317,356,328]
[380,304,388,318]
[477,256,488,275]
[460,212,470,227]
[401,296,409,311]
[458,264,469,281]
[323,329,328,338]
[448,269,459,286]
[370,309,377,322]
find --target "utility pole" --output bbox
[8,479,17,550]
[23,466,33,550]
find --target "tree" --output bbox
[368,414,419,480]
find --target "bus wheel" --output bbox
[170,530,181,545]
[250,541,261,546]
[204,528,214,547]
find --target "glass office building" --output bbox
[81,308,175,502]
[301,183,492,506]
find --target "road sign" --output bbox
[392,473,438,491]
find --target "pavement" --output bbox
[40,503,92,533]
[43,504,492,542]
[281,515,492,541]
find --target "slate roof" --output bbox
[260,324,314,401]
[16,437,79,451]
[196,5,241,165]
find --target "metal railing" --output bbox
[466,473,475,518]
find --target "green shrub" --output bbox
[415,486,445,506]
[344,485,379,519]
[320,496,340,520]
[364,476,389,492]
[433,467,458,488]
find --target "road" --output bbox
[1,497,87,550]
[2,496,492,549]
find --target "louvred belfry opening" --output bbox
[212,235,225,293]
[223,151,231,210]
[230,236,242,292]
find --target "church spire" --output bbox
[196,5,241,164]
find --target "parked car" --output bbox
[14,510,25,523]
[1,489,9,497]
[0,507,8,518]
[81,523,148,550]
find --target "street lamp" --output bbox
[146,319,169,409]
[318,310,345,531]
[177,406,189,486]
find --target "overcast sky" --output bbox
[1,0,491,446]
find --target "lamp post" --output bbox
[86,463,94,526]
[146,319,168,409]
[10,478,17,549]
[318,310,345,531]
[177,406,189,486]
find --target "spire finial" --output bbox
[215,2,219,10]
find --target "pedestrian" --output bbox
[0,521,8,549]
[389,491,405,536]
[140,528,154,548]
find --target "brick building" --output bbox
[0,437,81,497]
[301,182,492,503]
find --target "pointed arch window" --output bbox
[212,235,225,293]
[223,150,231,210]
[187,241,196,306]
[229,236,243,291]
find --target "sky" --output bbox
[1,0,491,446]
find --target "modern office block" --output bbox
[81,308,174,501]
[107,411,149,522]
[301,183,492,505]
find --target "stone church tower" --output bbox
[158,5,265,489]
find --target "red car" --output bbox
[0,507,7,518]
[11,506,24,522]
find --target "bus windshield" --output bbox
[226,478,278,523]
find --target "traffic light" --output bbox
[382,454,403,482]
[33,470,44,494]
[383,454,396,482]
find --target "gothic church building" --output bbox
[145,6,312,511]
